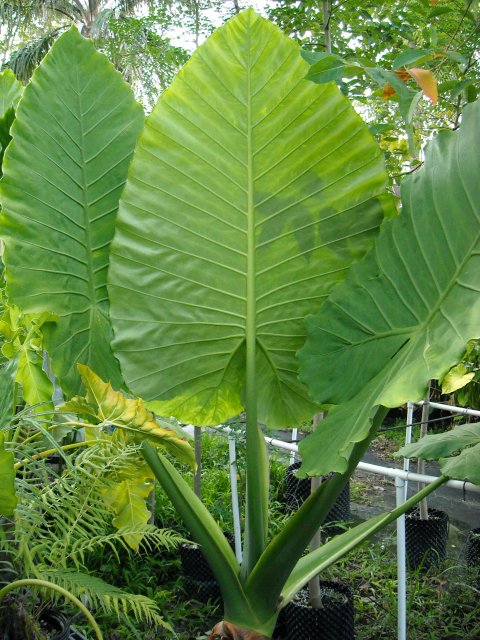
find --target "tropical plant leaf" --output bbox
[108,8,393,428]
[441,363,475,393]
[0,69,22,119]
[397,422,480,485]
[0,69,22,176]
[0,304,54,411]
[0,431,17,516]
[0,27,144,396]
[102,474,154,551]
[298,99,480,477]
[74,364,195,467]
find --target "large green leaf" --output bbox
[108,8,393,428]
[298,99,480,477]
[0,28,144,396]
[0,70,23,118]
[397,422,480,485]
[0,70,22,177]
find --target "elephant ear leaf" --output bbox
[108,9,393,428]
[397,423,480,486]
[0,69,23,176]
[72,365,195,467]
[298,99,480,477]
[0,432,17,516]
[0,28,144,396]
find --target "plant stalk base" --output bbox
[208,621,270,640]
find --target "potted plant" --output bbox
[0,10,479,639]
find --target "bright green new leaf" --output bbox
[0,28,144,396]
[0,432,17,516]
[392,48,432,71]
[0,304,54,411]
[397,422,480,485]
[298,99,480,477]
[109,8,393,428]
[67,365,195,467]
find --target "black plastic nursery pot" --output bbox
[274,581,354,640]
[0,602,74,640]
[180,532,235,603]
[465,527,480,586]
[284,462,351,529]
[465,527,480,565]
[405,508,449,570]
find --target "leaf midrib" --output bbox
[76,69,98,309]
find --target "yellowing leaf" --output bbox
[76,365,195,468]
[103,477,154,550]
[442,363,475,394]
[407,67,438,104]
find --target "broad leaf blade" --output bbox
[0,70,22,177]
[109,9,393,428]
[0,28,144,396]
[397,422,480,485]
[298,99,480,476]
[103,477,154,551]
[0,70,23,119]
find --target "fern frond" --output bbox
[39,568,172,630]
[65,526,184,569]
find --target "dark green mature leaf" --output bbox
[0,28,144,396]
[397,422,480,485]
[109,8,393,428]
[298,99,480,476]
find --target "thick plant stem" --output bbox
[308,412,325,608]
[418,382,431,520]
[0,578,103,640]
[194,426,202,499]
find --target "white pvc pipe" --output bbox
[415,400,480,418]
[395,476,407,640]
[290,428,298,465]
[262,436,480,494]
[228,432,243,562]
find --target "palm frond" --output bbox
[2,28,64,82]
